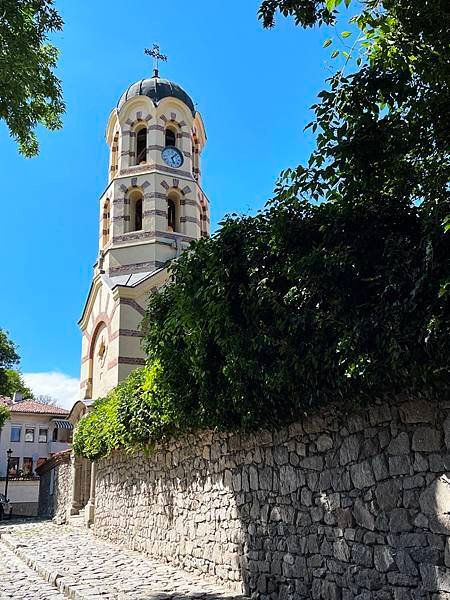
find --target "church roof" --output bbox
[117,77,196,116]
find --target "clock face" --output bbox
[162,146,184,168]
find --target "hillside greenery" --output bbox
[74,0,450,459]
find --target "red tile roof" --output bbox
[9,401,69,415]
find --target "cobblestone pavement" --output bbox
[0,541,65,600]
[0,521,246,600]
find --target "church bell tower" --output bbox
[78,54,209,403]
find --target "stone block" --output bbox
[353,498,375,531]
[279,465,299,495]
[317,434,333,452]
[389,509,413,533]
[300,456,324,471]
[372,455,389,481]
[412,428,442,453]
[369,405,392,426]
[321,580,342,600]
[387,433,410,455]
[351,543,373,567]
[335,508,354,529]
[395,549,418,576]
[444,417,450,450]
[334,539,350,562]
[399,401,436,424]
[374,545,396,572]
[350,461,375,489]
[375,480,401,511]
[389,456,412,477]
[340,435,360,465]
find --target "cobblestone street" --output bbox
[0,521,246,600]
[0,542,65,600]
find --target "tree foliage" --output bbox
[0,403,10,429]
[74,0,450,457]
[0,0,65,156]
[139,0,449,428]
[0,328,19,396]
[2,369,34,399]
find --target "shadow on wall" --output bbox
[93,398,450,599]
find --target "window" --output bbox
[136,127,147,164]
[52,428,58,442]
[102,199,110,247]
[134,198,143,231]
[110,131,119,177]
[39,428,48,443]
[10,426,21,443]
[167,198,176,232]
[165,128,176,147]
[25,428,35,443]
[23,457,33,476]
[8,457,19,477]
[128,191,143,233]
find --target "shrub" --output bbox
[74,361,183,459]
[141,198,449,432]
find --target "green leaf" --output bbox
[331,50,340,58]
[323,38,333,48]
[325,0,336,12]
[341,31,352,38]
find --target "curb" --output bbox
[0,533,91,600]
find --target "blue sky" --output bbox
[0,0,337,406]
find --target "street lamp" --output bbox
[4,448,12,501]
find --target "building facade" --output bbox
[67,70,210,524]
[0,395,72,515]
[76,74,209,406]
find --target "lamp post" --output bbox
[4,448,12,501]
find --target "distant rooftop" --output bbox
[0,396,68,416]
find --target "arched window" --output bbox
[192,134,199,180]
[102,199,110,247]
[167,197,176,232]
[128,191,143,232]
[134,198,143,231]
[110,132,119,179]
[136,127,147,164]
[165,128,176,148]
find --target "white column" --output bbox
[84,460,96,526]
[68,453,82,517]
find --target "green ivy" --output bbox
[74,362,183,460]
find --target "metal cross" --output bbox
[144,43,167,78]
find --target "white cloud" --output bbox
[23,372,79,411]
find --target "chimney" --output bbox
[13,392,24,404]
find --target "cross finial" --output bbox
[144,43,168,78]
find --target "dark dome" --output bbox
[117,77,196,116]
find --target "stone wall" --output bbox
[37,450,71,523]
[94,398,450,598]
